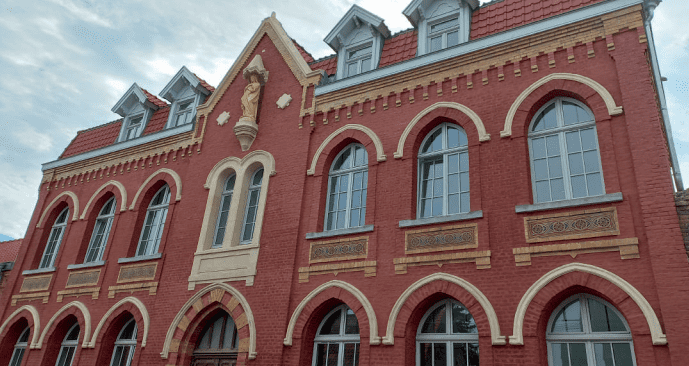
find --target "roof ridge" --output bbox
[292,38,315,62]
[479,0,507,8]
[309,53,337,65]
[387,27,416,39]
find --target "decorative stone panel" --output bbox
[117,262,157,284]
[20,274,52,293]
[309,236,368,264]
[405,223,478,254]
[108,282,158,298]
[394,250,491,274]
[524,207,619,243]
[513,237,640,266]
[66,269,101,288]
[11,292,50,306]
[57,287,100,302]
[298,261,376,283]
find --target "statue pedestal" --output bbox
[234,118,259,151]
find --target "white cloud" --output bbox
[48,0,113,28]
[12,123,54,153]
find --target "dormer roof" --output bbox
[403,0,479,27]
[159,66,213,103]
[111,83,165,117]
[324,5,391,51]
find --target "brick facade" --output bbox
[1,1,688,366]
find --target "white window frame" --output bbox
[55,323,80,366]
[239,169,264,244]
[39,207,69,269]
[528,98,605,204]
[122,112,146,142]
[416,299,479,366]
[135,185,171,257]
[312,304,360,366]
[546,294,637,366]
[345,42,374,78]
[110,318,137,366]
[427,14,461,53]
[170,96,197,128]
[413,0,472,56]
[417,123,470,219]
[84,197,116,263]
[9,327,30,366]
[325,144,368,231]
[212,174,236,248]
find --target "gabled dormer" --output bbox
[112,83,163,142]
[404,0,479,56]
[324,5,390,80]
[159,66,213,129]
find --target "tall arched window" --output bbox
[418,123,470,218]
[213,174,236,248]
[325,144,368,231]
[240,169,263,244]
[40,207,70,269]
[313,304,360,366]
[110,318,137,366]
[9,326,30,366]
[56,323,80,366]
[416,299,478,366]
[529,98,604,203]
[192,311,238,365]
[135,185,170,256]
[547,294,636,366]
[84,197,116,263]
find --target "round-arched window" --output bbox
[56,323,80,366]
[9,326,30,366]
[85,196,116,263]
[136,184,171,256]
[240,168,264,244]
[546,294,636,366]
[416,299,478,366]
[110,318,137,366]
[192,311,238,365]
[325,144,368,231]
[313,304,360,366]
[39,207,70,269]
[213,174,236,248]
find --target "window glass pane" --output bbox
[448,154,459,174]
[460,172,469,193]
[347,62,358,76]
[460,192,470,213]
[225,175,236,191]
[583,150,600,173]
[536,181,552,203]
[431,18,459,33]
[568,343,588,366]
[448,194,460,215]
[448,175,459,194]
[66,325,80,341]
[345,308,359,334]
[612,343,634,366]
[19,328,30,343]
[119,320,137,340]
[552,300,582,333]
[447,30,459,47]
[551,178,566,201]
[343,343,359,366]
[361,58,371,73]
[568,153,584,175]
[580,128,597,150]
[348,46,372,59]
[430,35,442,52]
[354,146,367,167]
[422,129,443,153]
[434,343,447,366]
[534,159,549,181]
[9,348,25,366]
[546,135,560,156]
[589,299,626,332]
[432,197,443,217]
[178,100,193,112]
[320,310,342,335]
[551,343,570,366]
[566,131,582,153]
[422,304,446,333]
[447,126,459,149]
[548,157,563,178]
[532,138,546,159]
[594,343,614,366]
[315,343,328,366]
[420,343,433,366]
[571,175,587,198]
[533,104,556,131]
[453,343,467,366]
[459,152,469,171]
[468,343,479,366]
[452,302,477,333]
[334,148,352,171]
[223,317,236,349]
[327,343,339,366]
[210,317,223,349]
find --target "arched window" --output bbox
[9,326,30,366]
[135,185,170,256]
[110,318,137,366]
[213,174,236,248]
[192,311,238,365]
[84,197,116,263]
[325,144,368,231]
[416,299,478,366]
[56,323,80,366]
[240,169,263,244]
[313,304,360,366]
[418,123,469,218]
[40,207,70,269]
[546,294,636,366]
[529,98,604,203]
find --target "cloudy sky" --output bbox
[0,0,686,241]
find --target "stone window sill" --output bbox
[399,211,483,228]
[67,261,106,270]
[23,267,56,276]
[117,253,162,264]
[306,225,374,240]
[515,192,623,213]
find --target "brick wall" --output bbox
[675,189,689,254]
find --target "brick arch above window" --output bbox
[0,305,40,349]
[36,300,92,349]
[394,102,490,159]
[36,191,79,228]
[307,124,386,176]
[87,296,149,348]
[383,272,506,346]
[501,73,623,138]
[283,280,380,346]
[128,168,182,211]
[509,262,666,346]
[80,180,128,219]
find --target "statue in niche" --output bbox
[234,54,269,151]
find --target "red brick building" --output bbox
[1,0,687,365]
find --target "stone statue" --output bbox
[240,73,261,121]
[234,55,269,151]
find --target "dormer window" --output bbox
[124,114,144,141]
[160,66,213,129]
[324,5,390,80]
[404,0,479,56]
[112,83,161,142]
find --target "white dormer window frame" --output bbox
[169,95,199,128]
[112,83,160,143]
[160,66,211,130]
[121,111,149,142]
[344,41,374,78]
[404,0,477,57]
[427,13,461,53]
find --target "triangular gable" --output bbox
[324,5,391,51]
[197,13,322,120]
[403,0,479,27]
[112,83,162,117]
[159,66,212,103]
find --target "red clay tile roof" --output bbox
[142,107,171,135]
[470,0,606,40]
[193,73,216,93]
[141,88,169,108]
[379,29,417,68]
[310,56,338,76]
[60,119,123,158]
[0,239,22,263]
[293,39,315,63]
